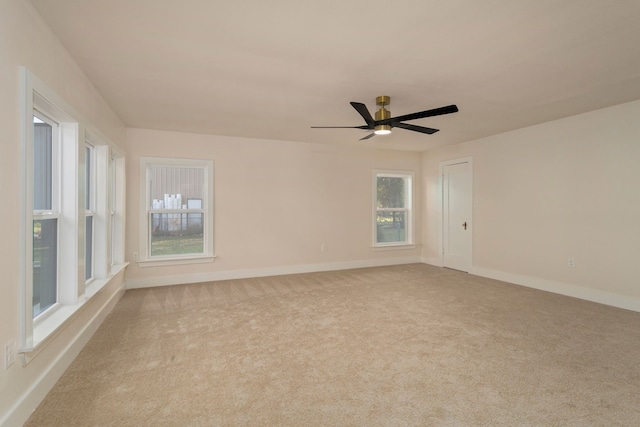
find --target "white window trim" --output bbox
[106,151,126,272]
[19,68,128,358]
[373,170,415,248]
[138,156,215,267]
[26,92,80,345]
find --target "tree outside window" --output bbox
[375,172,412,245]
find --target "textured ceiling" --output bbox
[29,0,640,151]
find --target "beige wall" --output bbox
[125,128,423,287]
[422,100,640,309]
[0,0,126,424]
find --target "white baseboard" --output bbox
[421,256,443,267]
[126,256,422,289]
[471,266,640,313]
[1,279,126,427]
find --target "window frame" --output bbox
[373,170,414,247]
[138,156,215,267]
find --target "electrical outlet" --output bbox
[133,252,139,261]
[5,340,16,369]
[568,257,575,268]
[320,243,327,252]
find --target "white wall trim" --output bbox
[470,266,640,313]
[126,256,422,289]
[421,256,443,267]
[1,279,126,427]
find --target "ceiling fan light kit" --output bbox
[312,96,458,141]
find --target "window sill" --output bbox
[85,263,128,299]
[21,263,128,363]
[136,255,216,268]
[373,244,418,251]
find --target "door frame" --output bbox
[439,157,473,270]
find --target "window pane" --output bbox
[85,146,91,210]
[33,118,53,210]
[33,219,57,316]
[377,177,405,208]
[85,216,93,280]
[109,212,115,267]
[150,213,204,256]
[150,166,204,208]
[376,211,406,243]
[109,157,116,268]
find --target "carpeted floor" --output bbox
[26,264,640,426]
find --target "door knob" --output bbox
[462,221,467,230]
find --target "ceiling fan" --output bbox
[312,96,458,140]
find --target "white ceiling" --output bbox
[30,0,640,151]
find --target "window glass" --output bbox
[376,211,407,243]
[375,172,412,245]
[32,219,57,316]
[85,146,91,210]
[32,114,58,317]
[85,145,94,281]
[149,166,205,257]
[85,215,93,280]
[33,117,52,211]
[377,176,405,209]
[108,156,115,268]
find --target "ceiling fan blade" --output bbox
[379,104,459,125]
[394,122,439,134]
[311,125,370,129]
[359,133,375,141]
[350,102,375,128]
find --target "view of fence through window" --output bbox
[149,165,205,256]
[376,175,409,244]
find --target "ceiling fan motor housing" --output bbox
[375,96,392,134]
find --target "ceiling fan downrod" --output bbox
[374,96,391,135]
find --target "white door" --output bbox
[442,160,472,272]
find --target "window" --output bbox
[32,112,59,317]
[21,68,127,353]
[139,157,214,266]
[85,144,95,282]
[29,102,77,325]
[374,171,413,246]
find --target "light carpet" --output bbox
[25,264,640,426]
